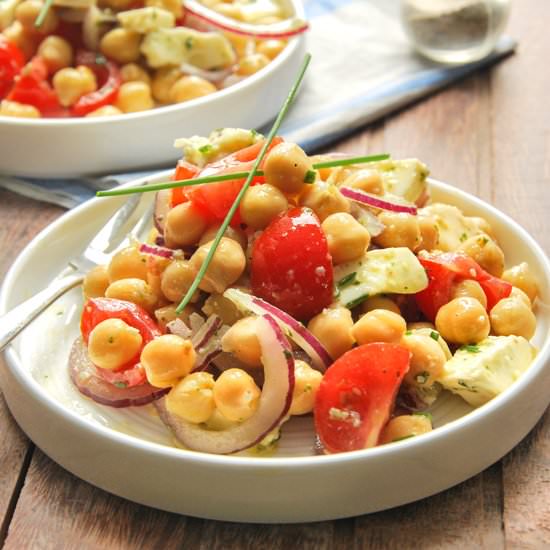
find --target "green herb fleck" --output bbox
[479,236,489,246]
[185,37,194,50]
[303,169,316,183]
[459,232,468,242]
[337,272,357,288]
[198,144,213,154]
[392,435,415,443]
[114,381,127,389]
[413,411,433,421]
[346,294,369,309]
[283,350,293,360]
[429,330,440,341]
[405,330,413,335]
[461,344,480,353]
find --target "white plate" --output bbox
[1,175,549,523]
[0,1,305,178]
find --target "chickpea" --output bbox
[151,67,183,103]
[435,297,490,344]
[108,246,148,283]
[221,316,262,367]
[490,298,536,340]
[99,0,135,9]
[160,260,199,303]
[164,202,208,248]
[115,81,154,113]
[189,237,246,293]
[3,22,38,60]
[322,212,370,264]
[352,309,407,345]
[458,234,504,277]
[379,414,432,445]
[407,322,436,331]
[120,63,151,85]
[154,303,197,331]
[88,318,143,370]
[343,169,383,195]
[86,105,123,117]
[400,333,446,387]
[409,327,452,360]
[307,307,354,360]
[213,368,261,422]
[416,215,439,252]
[145,0,183,18]
[240,184,288,229]
[451,279,487,309]
[53,66,97,107]
[169,75,217,103]
[100,28,141,64]
[141,334,196,388]
[373,211,421,251]
[361,296,401,316]
[0,100,40,118]
[236,53,270,76]
[105,278,158,312]
[509,286,531,309]
[256,39,286,59]
[502,262,538,303]
[289,360,323,416]
[83,265,110,299]
[466,216,496,239]
[37,36,72,75]
[198,225,247,250]
[165,372,215,423]
[264,142,313,195]
[299,183,351,221]
[16,0,58,34]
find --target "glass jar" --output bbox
[401,0,512,64]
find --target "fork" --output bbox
[0,194,153,352]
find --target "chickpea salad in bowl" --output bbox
[68,127,542,456]
[0,0,306,118]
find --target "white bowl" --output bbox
[0,2,306,179]
[0,175,549,523]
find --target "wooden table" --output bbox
[1,2,549,547]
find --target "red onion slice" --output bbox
[223,288,332,371]
[350,203,385,237]
[139,242,174,260]
[69,338,168,408]
[182,0,309,39]
[154,189,172,233]
[154,314,295,454]
[340,186,418,215]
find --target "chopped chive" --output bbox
[35,0,54,28]
[429,330,440,341]
[345,294,369,309]
[413,411,433,421]
[175,53,312,314]
[461,344,481,353]
[312,153,390,169]
[96,154,390,197]
[303,169,316,183]
[337,272,357,288]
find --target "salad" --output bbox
[71,128,539,455]
[0,0,306,118]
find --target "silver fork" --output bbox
[0,194,153,352]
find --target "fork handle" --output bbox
[0,274,84,353]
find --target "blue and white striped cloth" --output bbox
[0,0,516,208]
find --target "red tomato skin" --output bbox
[415,252,512,320]
[314,343,411,454]
[80,298,161,383]
[0,36,25,98]
[250,207,334,321]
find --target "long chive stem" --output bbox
[35,0,54,28]
[96,152,391,198]
[175,52,312,314]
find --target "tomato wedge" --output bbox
[314,343,411,453]
[0,36,25,99]
[251,207,334,321]
[415,252,512,320]
[183,137,283,225]
[80,298,161,386]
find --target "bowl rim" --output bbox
[1,175,549,471]
[0,0,305,128]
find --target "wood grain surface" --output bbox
[0,1,549,548]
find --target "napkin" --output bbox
[0,0,516,209]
